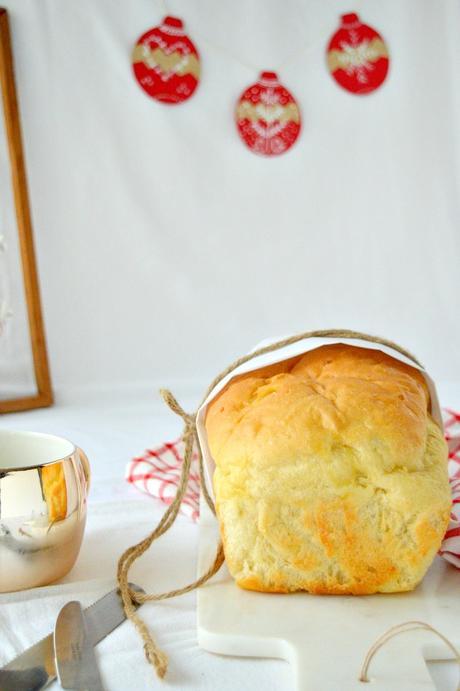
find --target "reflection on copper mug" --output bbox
[0,430,90,592]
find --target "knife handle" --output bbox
[0,667,49,691]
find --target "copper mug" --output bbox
[0,430,90,592]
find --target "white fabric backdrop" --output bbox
[3,0,460,394]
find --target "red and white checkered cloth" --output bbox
[127,441,201,521]
[441,409,460,567]
[126,408,460,568]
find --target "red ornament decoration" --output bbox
[327,13,389,95]
[235,71,301,156]
[132,16,200,104]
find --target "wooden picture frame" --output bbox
[0,8,52,413]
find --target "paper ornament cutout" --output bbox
[235,71,301,156]
[327,13,389,95]
[132,16,200,104]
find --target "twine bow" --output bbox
[116,389,224,678]
[116,329,457,684]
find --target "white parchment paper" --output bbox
[196,335,443,499]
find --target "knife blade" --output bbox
[54,600,104,690]
[0,584,143,691]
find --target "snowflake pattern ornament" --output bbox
[235,71,301,156]
[327,13,389,95]
[132,16,200,104]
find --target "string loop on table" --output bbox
[359,620,460,689]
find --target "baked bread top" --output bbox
[205,344,451,594]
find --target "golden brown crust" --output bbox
[205,344,451,595]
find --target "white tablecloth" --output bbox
[0,384,459,690]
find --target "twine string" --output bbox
[155,0,367,74]
[359,620,460,689]
[117,329,427,679]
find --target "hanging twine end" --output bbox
[144,641,168,678]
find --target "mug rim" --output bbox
[0,429,77,471]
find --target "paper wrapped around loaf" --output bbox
[205,344,452,594]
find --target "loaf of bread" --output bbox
[205,344,451,594]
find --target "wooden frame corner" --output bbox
[0,8,53,414]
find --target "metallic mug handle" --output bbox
[77,447,91,492]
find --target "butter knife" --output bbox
[54,600,104,691]
[0,584,143,691]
